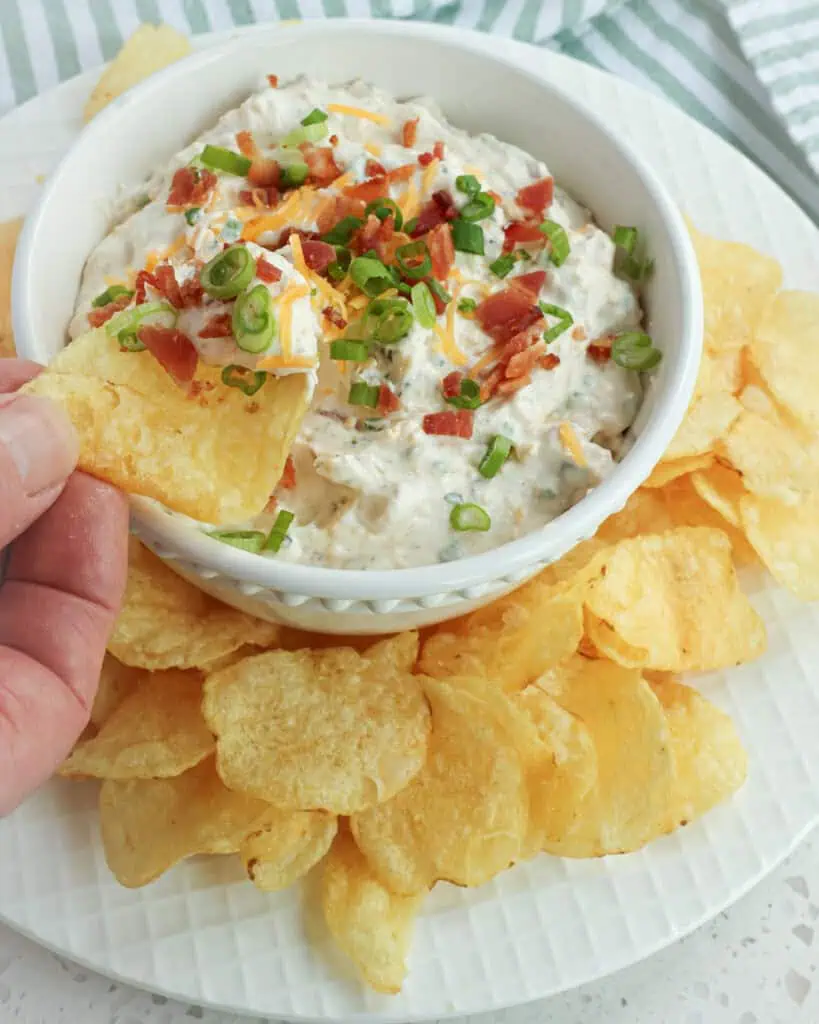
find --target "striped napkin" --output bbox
[0,0,818,221]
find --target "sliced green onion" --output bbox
[612,225,654,283]
[106,300,177,337]
[455,174,481,198]
[199,144,252,176]
[264,509,295,553]
[322,216,364,246]
[411,282,437,328]
[404,216,419,235]
[281,121,328,147]
[221,365,267,396]
[350,255,394,297]
[445,377,482,410]
[301,108,328,126]
[489,254,515,278]
[210,529,266,553]
[200,245,255,299]
[117,329,145,352]
[327,247,352,283]
[611,332,662,371]
[348,381,380,408]
[279,162,309,189]
[457,297,478,315]
[330,339,370,361]
[451,219,485,255]
[395,240,431,280]
[478,434,513,479]
[233,285,276,353]
[612,225,637,254]
[92,284,133,308]
[460,192,496,222]
[184,207,201,226]
[621,254,654,282]
[539,302,574,343]
[428,279,452,306]
[365,198,403,231]
[539,220,570,266]
[362,298,414,344]
[450,502,491,532]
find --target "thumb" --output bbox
[0,393,79,548]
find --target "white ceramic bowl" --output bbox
[13,20,702,634]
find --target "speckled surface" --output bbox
[2,828,817,1024]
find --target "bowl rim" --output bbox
[13,18,703,601]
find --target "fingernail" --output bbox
[0,394,79,495]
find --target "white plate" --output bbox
[2,23,819,1023]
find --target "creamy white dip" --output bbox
[72,76,646,570]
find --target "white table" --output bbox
[1,829,817,1024]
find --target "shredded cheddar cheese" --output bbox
[364,143,383,157]
[433,286,468,366]
[242,189,317,242]
[332,171,356,191]
[326,103,392,126]
[421,158,440,198]
[257,353,315,371]
[289,233,348,315]
[559,422,588,468]
[349,294,369,312]
[396,176,420,222]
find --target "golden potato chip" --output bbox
[663,392,743,462]
[689,223,782,353]
[322,829,424,994]
[650,678,747,827]
[419,575,583,693]
[659,476,758,566]
[534,656,673,856]
[691,464,746,528]
[582,608,648,668]
[515,685,598,858]
[740,493,819,601]
[642,454,714,489]
[61,670,213,780]
[109,540,280,670]
[24,329,310,523]
[0,217,21,358]
[240,808,337,892]
[100,757,269,887]
[91,654,144,727]
[694,347,742,399]
[750,290,819,433]
[584,527,766,672]
[84,24,191,121]
[351,675,528,894]
[203,633,429,814]
[596,488,675,543]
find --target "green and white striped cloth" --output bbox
[1,0,818,220]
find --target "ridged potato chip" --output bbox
[60,670,213,780]
[596,488,675,543]
[240,808,337,892]
[584,528,766,672]
[109,540,280,670]
[84,23,191,121]
[203,633,429,814]
[0,217,21,358]
[24,329,310,523]
[419,575,584,693]
[322,829,424,994]
[691,464,746,528]
[694,347,742,399]
[650,678,747,827]
[351,675,528,894]
[642,454,714,489]
[91,655,144,728]
[582,609,648,668]
[658,476,758,566]
[663,392,742,461]
[740,493,819,601]
[535,656,674,856]
[100,757,269,887]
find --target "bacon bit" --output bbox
[506,340,546,379]
[267,74,279,88]
[426,222,455,281]
[138,325,198,385]
[500,327,539,360]
[236,130,256,157]
[188,379,217,401]
[264,495,279,513]
[199,313,233,338]
[343,176,389,203]
[267,227,321,252]
[487,190,503,204]
[352,213,395,260]
[542,352,561,370]
[240,185,280,208]
[479,365,505,402]
[418,151,435,167]
[87,292,131,327]
[248,156,279,188]
[303,145,343,186]
[153,263,184,308]
[300,238,337,273]
[377,384,401,415]
[256,256,282,283]
[317,195,366,234]
[422,409,473,438]
[511,270,547,298]
[587,343,612,364]
[379,229,412,266]
[134,269,159,304]
[572,325,587,341]
[411,189,457,237]
[475,287,543,345]
[365,158,387,178]
[179,276,205,307]
[502,220,544,253]
[517,177,554,218]
[402,117,419,148]
[496,374,532,395]
[280,456,296,489]
[167,167,217,208]
[388,163,416,184]
[323,306,347,330]
[433,140,445,160]
[441,370,464,398]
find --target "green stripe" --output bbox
[370,0,393,17]
[226,0,255,23]
[556,32,605,68]
[562,0,587,30]
[182,0,212,34]
[767,69,819,96]
[274,0,302,18]
[732,6,819,40]
[676,0,747,58]
[514,0,541,42]
[0,0,36,104]
[476,0,506,34]
[322,0,348,15]
[41,0,82,81]
[783,101,819,129]
[753,36,819,71]
[431,3,460,25]
[88,0,124,58]
[135,0,161,24]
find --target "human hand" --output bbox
[0,360,129,815]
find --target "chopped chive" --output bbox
[348,381,380,408]
[457,297,478,315]
[539,220,570,266]
[264,510,295,553]
[91,284,133,308]
[478,434,513,479]
[611,332,662,371]
[199,145,252,176]
[210,529,266,553]
[330,339,370,361]
[489,254,515,278]
[450,502,491,532]
[451,219,485,255]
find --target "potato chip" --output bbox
[750,290,819,433]
[24,329,310,523]
[419,575,583,693]
[596,488,675,543]
[650,677,747,827]
[691,464,746,528]
[84,24,191,121]
[694,347,742,399]
[659,476,758,566]
[534,656,673,856]
[0,218,21,358]
[351,675,528,894]
[60,669,213,780]
[109,539,280,670]
[584,527,766,671]
[91,654,144,727]
[100,757,269,887]
[582,608,648,668]
[322,829,424,994]
[515,685,598,858]
[740,493,819,600]
[689,223,782,352]
[642,454,714,489]
[663,392,742,462]
[203,633,429,814]
[240,808,337,892]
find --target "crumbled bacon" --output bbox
[516,177,554,218]
[240,186,279,208]
[267,228,321,252]
[256,257,282,283]
[236,130,256,157]
[426,222,455,281]
[301,239,337,273]
[87,292,131,327]
[329,133,339,146]
[352,213,395,260]
[134,269,159,304]
[179,276,205,307]
[317,195,366,234]
[475,286,544,345]
[138,325,198,385]
[402,117,419,148]
[502,220,544,253]
[199,313,233,338]
[366,158,387,178]
[388,163,416,184]
[511,270,547,299]
[167,166,217,208]
[422,409,473,438]
[247,157,279,188]
[496,374,531,395]
[542,352,561,370]
[280,456,296,489]
[343,176,389,203]
[506,340,546,379]
[267,74,279,88]
[410,189,457,237]
[323,306,347,330]
[441,371,464,399]
[587,343,612,364]
[479,365,505,402]
[433,140,445,160]
[302,145,343,186]
[377,384,401,415]
[153,263,183,308]
[418,151,435,167]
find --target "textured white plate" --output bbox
[2,23,819,1023]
